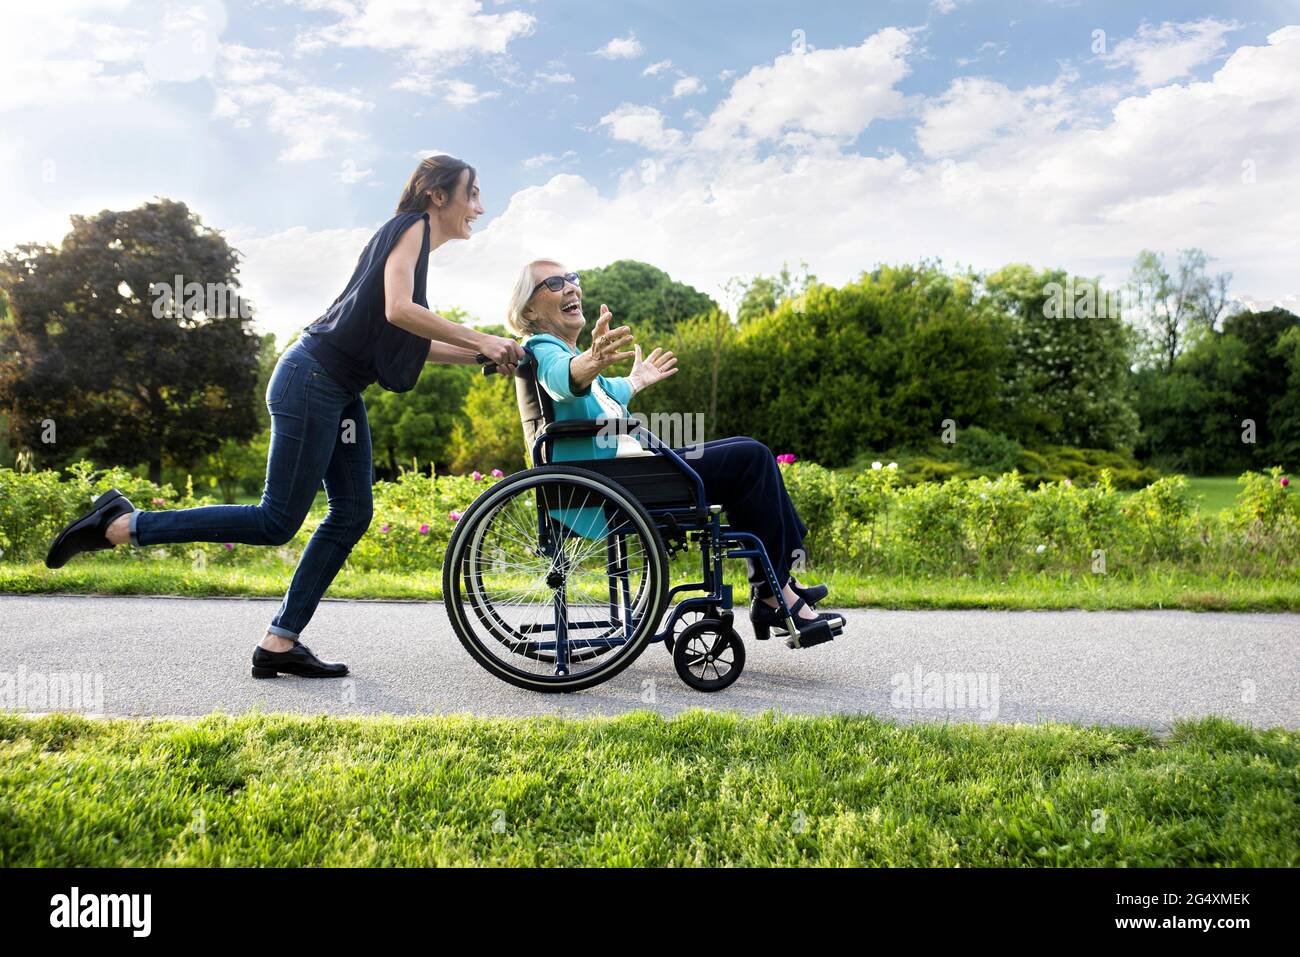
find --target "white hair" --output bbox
[505,258,562,337]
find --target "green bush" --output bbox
[956,427,1022,472]
[847,442,1159,490]
[2,459,1294,582]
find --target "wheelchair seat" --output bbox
[514,348,704,516]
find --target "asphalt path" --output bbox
[1,595,1296,730]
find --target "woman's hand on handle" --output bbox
[476,333,524,375]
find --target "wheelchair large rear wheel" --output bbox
[444,467,670,692]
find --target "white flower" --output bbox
[1035,544,1047,554]
[871,461,883,470]
[887,462,898,470]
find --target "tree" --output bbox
[985,263,1140,450]
[717,263,1010,466]
[1130,248,1234,372]
[448,372,528,475]
[1270,323,1300,469]
[632,308,737,441]
[727,261,818,325]
[1130,307,1299,473]
[0,199,263,483]
[575,260,717,347]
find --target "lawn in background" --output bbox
[3,558,1300,611]
[1183,476,1247,515]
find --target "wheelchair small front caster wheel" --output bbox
[664,606,717,655]
[673,619,744,692]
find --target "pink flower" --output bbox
[151,497,166,505]
[223,543,233,550]
[491,469,504,478]
[419,523,430,534]
[776,453,797,465]
[380,524,390,533]
[449,511,462,523]
[1063,478,1072,487]
[472,471,483,481]
[1283,477,1291,488]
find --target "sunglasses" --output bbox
[530,271,581,297]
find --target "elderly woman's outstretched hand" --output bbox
[628,344,678,393]
[590,305,636,370]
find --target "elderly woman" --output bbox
[503,259,843,647]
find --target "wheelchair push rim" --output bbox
[443,467,670,692]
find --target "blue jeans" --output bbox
[129,340,374,639]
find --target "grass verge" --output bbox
[0,712,1294,867]
[3,559,1300,611]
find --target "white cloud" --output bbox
[1104,18,1240,87]
[643,59,673,76]
[393,77,499,107]
[212,46,372,162]
[695,27,914,149]
[535,71,574,84]
[671,75,706,98]
[291,0,534,60]
[522,151,577,170]
[441,80,499,108]
[595,33,644,59]
[599,104,684,151]
[916,74,1074,157]
[338,159,375,184]
[227,223,379,340]
[398,27,1300,329]
[0,0,232,112]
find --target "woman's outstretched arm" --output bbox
[384,219,522,369]
[426,341,481,364]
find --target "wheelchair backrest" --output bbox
[514,346,554,459]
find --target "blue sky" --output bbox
[2,1,1298,344]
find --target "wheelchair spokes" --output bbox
[444,468,669,691]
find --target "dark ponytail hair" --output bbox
[395,154,476,214]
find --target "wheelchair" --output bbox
[442,350,811,694]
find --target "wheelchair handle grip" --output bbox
[477,352,534,376]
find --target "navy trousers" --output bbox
[668,436,808,598]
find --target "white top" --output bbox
[591,379,652,457]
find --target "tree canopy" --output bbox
[0,199,262,483]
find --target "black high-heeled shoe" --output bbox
[788,579,829,606]
[749,578,830,609]
[749,597,843,648]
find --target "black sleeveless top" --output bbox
[298,211,432,393]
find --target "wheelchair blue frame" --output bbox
[528,414,803,651]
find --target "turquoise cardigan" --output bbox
[525,333,635,463]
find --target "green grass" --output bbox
[0,712,1293,866]
[1115,475,1242,516]
[1184,476,1246,515]
[4,558,1300,611]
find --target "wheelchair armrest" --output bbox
[539,416,644,439]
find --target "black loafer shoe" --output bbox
[251,641,348,679]
[44,488,135,569]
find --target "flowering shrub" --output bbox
[1,459,1295,578]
